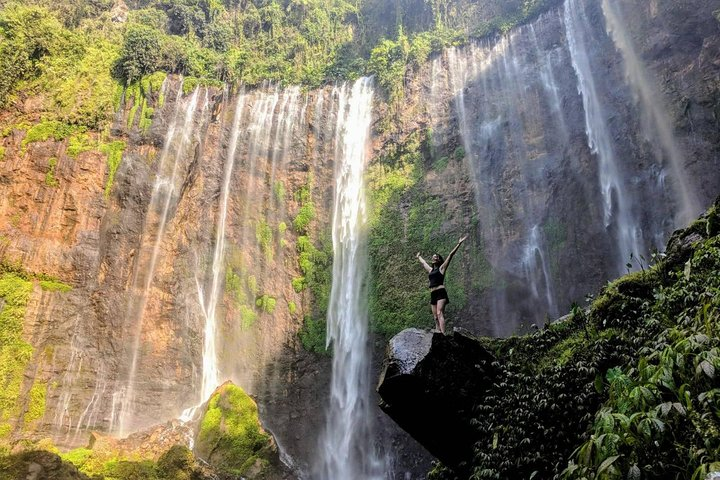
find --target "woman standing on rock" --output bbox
[416,235,467,334]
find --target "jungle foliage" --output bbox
[428,200,720,480]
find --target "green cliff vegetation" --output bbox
[0,0,564,119]
[366,130,488,338]
[0,262,71,449]
[428,199,720,480]
[0,272,34,445]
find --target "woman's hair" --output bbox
[433,254,444,267]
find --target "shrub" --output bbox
[116,24,163,83]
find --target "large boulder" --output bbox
[195,381,287,479]
[377,328,497,471]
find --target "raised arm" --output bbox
[440,235,468,274]
[416,252,432,273]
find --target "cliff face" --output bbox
[0,0,718,478]
[369,0,720,338]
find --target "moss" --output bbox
[0,273,34,443]
[127,102,139,129]
[0,145,5,161]
[246,275,258,296]
[298,315,329,355]
[157,445,193,480]
[100,140,127,198]
[181,77,223,96]
[21,121,77,150]
[196,383,274,476]
[255,219,274,262]
[23,381,46,428]
[44,157,59,187]
[239,305,257,329]
[39,280,72,292]
[288,301,297,315]
[293,203,315,234]
[256,295,276,314]
[292,277,306,293]
[66,133,94,158]
[273,181,286,204]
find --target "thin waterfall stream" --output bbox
[116,86,206,436]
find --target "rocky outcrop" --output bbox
[377,329,497,471]
[0,450,91,480]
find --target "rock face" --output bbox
[375,0,720,337]
[377,329,497,471]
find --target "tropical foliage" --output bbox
[428,201,720,480]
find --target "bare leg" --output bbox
[436,299,447,334]
[431,304,439,331]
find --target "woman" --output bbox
[416,235,467,334]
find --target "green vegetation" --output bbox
[239,305,258,329]
[293,183,316,234]
[366,130,483,337]
[66,133,94,158]
[292,179,334,354]
[39,279,72,292]
[0,273,34,442]
[0,3,121,129]
[22,381,46,428]
[196,382,275,476]
[101,140,126,198]
[0,145,5,161]
[0,263,72,444]
[57,443,209,479]
[44,157,58,187]
[255,219,274,262]
[428,202,720,480]
[256,294,276,314]
[22,121,78,150]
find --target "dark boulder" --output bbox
[377,328,497,472]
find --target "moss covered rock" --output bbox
[195,382,278,478]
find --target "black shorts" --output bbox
[430,288,449,305]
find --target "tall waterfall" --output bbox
[195,91,247,406]
[317,77,387,479]
[600,0,701,225]
[564,0,642,271]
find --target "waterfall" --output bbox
[564,0,643,272]
[116,86,207,436]
[316,77,387,479]
[600,0,701,225]
[521,225,556,317]
[195,91,247,406]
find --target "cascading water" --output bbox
[564,0,643,271]
[316,77,388,479]
[600,0,701,225]
[521,225,556,316]
[193,91,248,409]
[115,86,207,436]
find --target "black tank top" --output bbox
[428,267,444,288]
